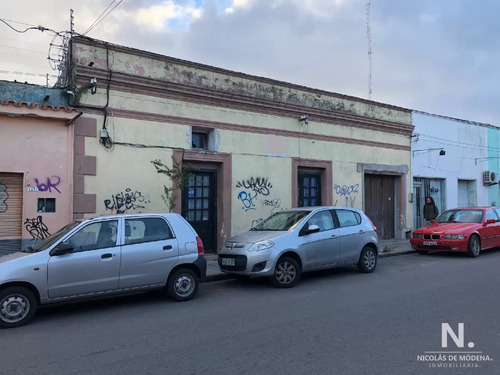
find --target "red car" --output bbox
[410,206,500,257]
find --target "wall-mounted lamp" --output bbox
[412,148,445,157]
[299,114,309,125]
[89,78,97,95]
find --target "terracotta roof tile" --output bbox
[0,99,78,113]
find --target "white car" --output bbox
[219,207,378,287]
[0,213,206,328]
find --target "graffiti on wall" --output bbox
[237,177,275,212]
[24,216,51,240]
[236,177,272,196]
[335,197,356,208]
[104,188,150,214]
[237,191,258,212]
[334,184,359,196]
[334,183,359,208]
[0,180,8,213]
[27,176,62,193]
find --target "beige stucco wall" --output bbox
[72,37,414,242]
[0,110,74,243]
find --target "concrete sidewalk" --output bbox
[204,238,414,282]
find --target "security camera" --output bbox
[300,114,309,125]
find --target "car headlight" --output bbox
[412,233,423,238]
[247,240,275,252]
[443,234,464,239]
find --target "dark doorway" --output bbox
[364,174,395,239]
[182,170,217,253]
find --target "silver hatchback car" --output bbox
[0,213,206,328]
[218,207,378,287]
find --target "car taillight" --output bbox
[196,236,204,255]
[368,218,377,231]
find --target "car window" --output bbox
[336,210,361,228]
[306,211,334,232]
[125,217,173,245]
[485,209,498,222]
[251,211,310,231]
[438,210,483,223]
[66,220,118,252]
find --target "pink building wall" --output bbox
[0,102,78,246]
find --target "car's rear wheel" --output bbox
[467,235,481,258]
[0,286,38,329]
[357,246,377,273]
[167,268,199,301]
[272,256,300,288]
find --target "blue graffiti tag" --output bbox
[334,184,359,196]
[238,191,258,211]
[0,180,7,213]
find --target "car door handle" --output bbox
[330,234,337,238]
[101,253,113,259]
[163,245,172,250]
[358,230,365,234]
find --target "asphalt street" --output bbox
[1,251,499,375]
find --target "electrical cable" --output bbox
[83,0,123,36]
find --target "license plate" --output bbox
[423,241,437,246]
[222,258,235,266]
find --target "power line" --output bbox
[83,0,124,36]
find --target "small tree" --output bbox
[151,157,192,212]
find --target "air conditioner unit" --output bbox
[483,171,497,185]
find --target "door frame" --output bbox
[173,149,231,253]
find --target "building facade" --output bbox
[68,36,414,251]
[411,111,500,229]
[0,81,81,252]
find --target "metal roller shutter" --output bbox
[0,173,23,240]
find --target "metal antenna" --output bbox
[366,1,373,100]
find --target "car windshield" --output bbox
[250,211,311,231]
[22,220,81,253]
[436,209,483,224]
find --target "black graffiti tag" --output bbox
[236,177,273,196]
[24,216,51,240]
[104,188,149,214]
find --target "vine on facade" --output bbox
[151,157,191,212]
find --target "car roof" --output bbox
[282,206,364,212]
[445,206,498,210]
[81,213,180,221]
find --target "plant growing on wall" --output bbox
[151,157,192,212]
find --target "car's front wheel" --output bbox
[272,256,300,288]
[167,268,199,301]
[357,246,377,273]
[467,235,481,258]
[0,286,38,329]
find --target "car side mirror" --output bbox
[50,242,74,256]
[430,219,436,224]
[305,224,321,235]
[485,219,496,226]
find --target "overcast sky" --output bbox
[1,0,499,125]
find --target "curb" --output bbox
[202,249,415,283]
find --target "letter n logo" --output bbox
[442,323,464,348]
